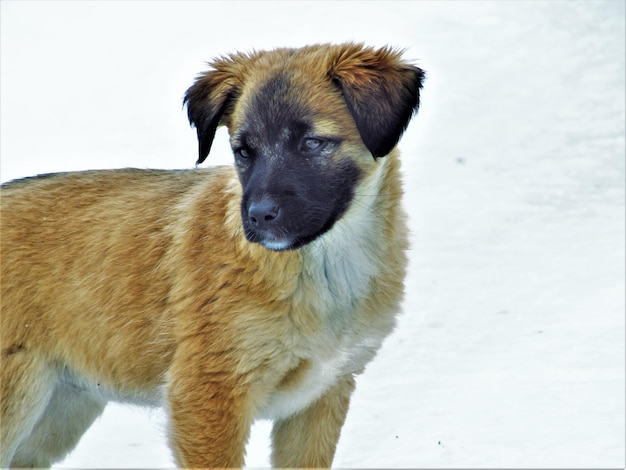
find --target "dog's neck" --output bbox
[297,153,403,319]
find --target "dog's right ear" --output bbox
[183,56,245,165]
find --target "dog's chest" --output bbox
[257,331,386,421]
[255,177,401,421]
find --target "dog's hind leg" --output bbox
[0,349,56,468]
[270,374,356,468]
[9,378,107,468]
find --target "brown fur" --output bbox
[0,43,424,468]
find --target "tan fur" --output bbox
[0,43,422,468]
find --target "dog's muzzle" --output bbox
[243,198,295,251]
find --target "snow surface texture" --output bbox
[1,1,624,468]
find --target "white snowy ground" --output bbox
[1,1,624,468]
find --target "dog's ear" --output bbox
[330,44,425,159]
[183,56,246,165]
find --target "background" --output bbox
[1,1,624,467]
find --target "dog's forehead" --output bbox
[232,66,350,143]
[250,73,311,129]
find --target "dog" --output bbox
[0,43,424,468]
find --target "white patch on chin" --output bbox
[261,239,293,251]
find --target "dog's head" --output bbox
[184,43,424,251]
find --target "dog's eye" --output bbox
[235,147,251,159]
[301,138,325,154]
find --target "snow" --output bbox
[1,1,624,468]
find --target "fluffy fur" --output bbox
[0,43,424,468]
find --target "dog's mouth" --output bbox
[242,218,335,252]
[243,228,307,252]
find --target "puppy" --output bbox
[0,43,424,468]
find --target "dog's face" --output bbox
[184,43,424,251]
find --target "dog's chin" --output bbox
[245,230,320,252]
[259,238,295,252]
[242,228,295,251]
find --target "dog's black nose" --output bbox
[248,200,279,228]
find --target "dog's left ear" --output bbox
[183,55,246,165]
[330,44,425,159]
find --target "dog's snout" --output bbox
[248,200,280,228]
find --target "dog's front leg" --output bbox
[167,347,252,468]
[271,374,356,468]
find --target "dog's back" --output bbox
[1,169,194,385]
